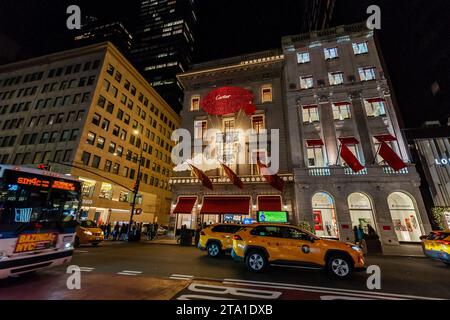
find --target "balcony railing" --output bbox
[382,166,409,175]
[169,174,294,185]
[308,168,331,176]
[344,167,368,175]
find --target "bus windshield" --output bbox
[0,169,81,233]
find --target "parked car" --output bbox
[198,223,243,257]
[231,223,365,279]
[75,220,104,247]
[421,230,450,266]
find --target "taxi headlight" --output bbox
[351,245,362,252]
[84,230,93,236]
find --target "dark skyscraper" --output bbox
[302,0,335,31]
[131,0,198,113]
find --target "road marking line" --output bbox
[75,250,89,253]
[171,274,194,278]
[117,272,138,276]
[223,278,444,300]
[121,270,142,274]
[79,267,94,272]
[170,277,193,280]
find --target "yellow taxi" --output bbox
[198,224,243,257]
[75,220,104,247]
[421,230,450,266]
[231,223,365,279]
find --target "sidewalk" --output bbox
[370,243,425,258]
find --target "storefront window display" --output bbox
[81,178,96,198]
[99,183,113,200]
[348,193,377,234]
[119,191,131,203]
[312,192,339,238]
[388,192,422,242]
[176,214,193,230]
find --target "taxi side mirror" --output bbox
[419,235,427,241]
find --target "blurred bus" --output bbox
[0,165,81,279]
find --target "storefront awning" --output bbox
[200,196,250,215]
[173,197,197,214]
[258,196,282,212]
[306,139,324,147]
[339,137,359,145]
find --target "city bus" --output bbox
[0,165,82,279]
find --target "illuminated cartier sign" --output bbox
[435,158,450,165]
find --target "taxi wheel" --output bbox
[327,254,353,279]
[206,242,221,257]
[74,236,80,248]
[245,251,267,273]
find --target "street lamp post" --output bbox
[127,131,143,241]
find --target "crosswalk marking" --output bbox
[79,267,94,272]
[117,270,142,276]
[170,274,194,280]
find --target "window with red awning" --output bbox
[173,197,197,214]
[258,196,282,211]
[374,134,397,142]
[339,137,360,145]
[306,139,324,147]
[200,197,251,215]
[366,97,386,104]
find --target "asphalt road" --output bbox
[1,241,449,300]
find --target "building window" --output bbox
[328,72,344,86]
[70,129,79,141]
[106,102,114,114]
[332,103,351,120]
[261,85,273,103]
[97,95,106,108]
[108,142,116,154]
[300,76,314,89]
[81,151,91,166]
[353,42,369,55]
[92,113,101,126]
[307,146,325,167]
[99,183,113,200]
[324,47,339,60]
[102,79,110,92]
[302,105,319,124]
[191,95,200,111]
[63,149,72,162]
[364,99,386,117]
[86,132,96,145]
[358,67,377,81]
[312,192,339,238]
[101,118,110,131]
[194,120,207,140]
[60,130,70,142]
[297,52,310,64]
[97,136,105,149]
[40,132,50,144]
[252,115,265,133]
[106,64,115,76]
[104,160,112,172]
[91,155,101,169]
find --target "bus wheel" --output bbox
[74,237,80,248]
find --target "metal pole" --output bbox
[128,147,143,241]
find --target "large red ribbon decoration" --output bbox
[221,163,244,189]
[379,142,407,171]
[340,144,365,173]
[189,164,213,190]
[257,160,285,192]
[200,86,256,116]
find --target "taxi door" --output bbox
[278,227,323,266]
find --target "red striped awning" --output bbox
[333,101,350,106]
[302,104,318,109]
[306,139,324,147]
[258,196,282,211]
[374,134,397,143]
[200,196,250,215]
[339,137,359,145]
[366,98,386,104]
[173,197,197,214]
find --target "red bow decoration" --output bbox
[257,160,285,192]
[189,164,213,190]
[200,87,256,116]
[221,163,243,189]
[340,144,365,172]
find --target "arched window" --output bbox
[348,193,376,234]
[388,192,422,242]
[312,192,339,238]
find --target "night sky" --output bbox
[0,0,448,126]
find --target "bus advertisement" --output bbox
[0,165,82,279]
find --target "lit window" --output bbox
[358,67,377,81]
[332,103,351,121]
[191,95,200,111]
[307,146,325,167]
[300,76,314,89]
[328,72,344,86]
[261,85,272,103]
[252,115,265,133]
[353,42,369,55]
[297,52,310,64]
[302,105,319,124]
[194,120,207,139]
[324,47,339,60]
[364,99,386,117]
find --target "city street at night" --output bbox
[1,241,449,300]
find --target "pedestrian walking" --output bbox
[113,222,120,241]
[105,223,111,240]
